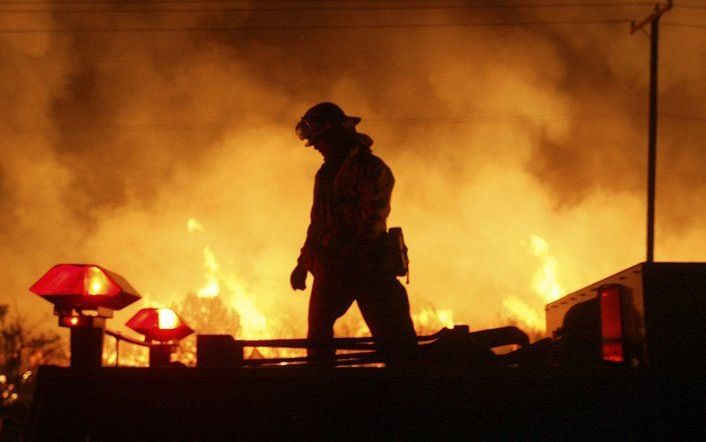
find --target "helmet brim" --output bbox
[342,116,362,128]
[299,116,362,146]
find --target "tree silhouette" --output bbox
[0,304,67,436]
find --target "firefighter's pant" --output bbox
[307,270,417,366]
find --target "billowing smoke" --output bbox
[1,1,704,340]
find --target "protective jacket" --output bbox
[297,130,417,366]
[297,133,394,277]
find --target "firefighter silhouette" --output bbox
[290,102,417,366]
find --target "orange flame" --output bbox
[196,246,220,298]
[527,235,564,303]
[502,234,565,334]
[111,217,461,366]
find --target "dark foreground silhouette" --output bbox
[291,102,416,366]
[26,364,705,440]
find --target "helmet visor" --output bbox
[295,119,311,141]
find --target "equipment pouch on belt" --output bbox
[385,227,409,279]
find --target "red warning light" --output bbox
[59,316,85,327]
[599,285,624,363]
[126,308,194,343]
[30,264,141,311]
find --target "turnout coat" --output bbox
[297,134,394,279]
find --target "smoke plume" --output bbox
[1,1,704,339]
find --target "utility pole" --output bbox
[630,1,672,263]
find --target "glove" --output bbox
[290,263,308,291]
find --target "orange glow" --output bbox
[528,235,564,303]
[502,235,565,334]
[189,219,270,338]
[413,305,455,335]
[503,297,544,331]
[3,5,706,371]
[187,218,204,234]
[196,246,220,298]
[84,266,109,296]
[69,316,79,326]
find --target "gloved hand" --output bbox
[290,263,308,291]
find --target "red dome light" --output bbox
[30,264,141,311]
[126,308,194,343]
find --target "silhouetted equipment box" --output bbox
[196,334,243,367]
[545,262,706,367]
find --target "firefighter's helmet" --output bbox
[295,102,361,146]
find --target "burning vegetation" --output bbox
[99,218,560,367]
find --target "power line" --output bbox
[12,113,706,135]
[0,2,657,14]
[0,1,657,7]
[0,19,632,34]
[659,114,706,122]
[663,22,706,29]
[674,4,706,10]
[0,0,389,3]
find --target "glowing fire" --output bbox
[413,305,455,334]
[184,219,278,353]
[187,218,204,234]
[502,234,565,334]
[85,266,108,296]
[228,291,269,338]
[196,246,220,298]
[502,297,544,331]
[527,235,564,303]
[111,217,461,366]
